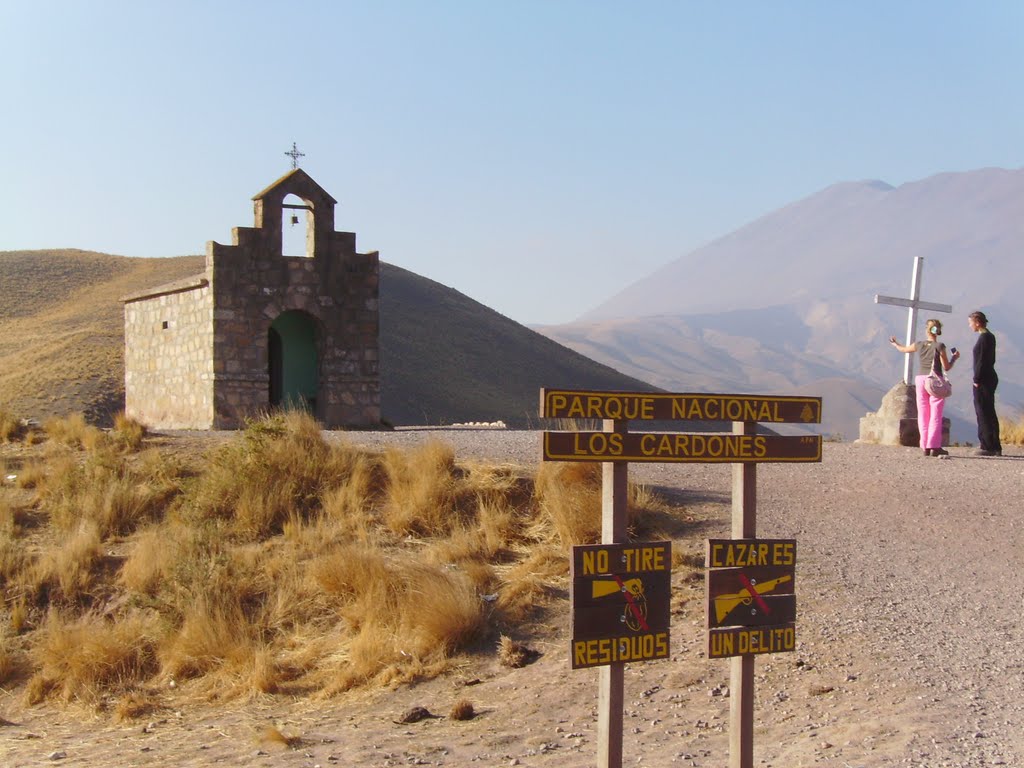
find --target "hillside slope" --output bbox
[0,250,655,427]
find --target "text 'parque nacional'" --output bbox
[540,389,821,424]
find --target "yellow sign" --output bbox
[707,624,796,659]
[540,389,821,424]
[706,539,796,568]
[544,432,821,463]
[573,633,670,668]
[571,542,671,669]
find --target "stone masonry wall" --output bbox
[208,229,379,429]
[124,280,214,429]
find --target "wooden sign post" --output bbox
[540,389,822,768]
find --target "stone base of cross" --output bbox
[858,382,949,447]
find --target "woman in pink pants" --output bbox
[889,319,959,457]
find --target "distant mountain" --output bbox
[536,168,1024,441]
[0,250,654,428]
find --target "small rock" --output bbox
[394,706,438,724]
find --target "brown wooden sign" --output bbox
[707,623,796,659]
[540,389,822,424]
[571,542,671,670]
[706,540,797,657]
[543,431,821,463]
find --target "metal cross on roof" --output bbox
[875,256,953,385]
[285,142,305,169]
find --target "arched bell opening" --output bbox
[267,310,320,414]
[281,193,314,258]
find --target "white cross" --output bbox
[875,256,952,385]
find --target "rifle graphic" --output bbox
[713,574,792,624]
[592,577,647,632]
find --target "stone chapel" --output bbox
[122,169,380,430]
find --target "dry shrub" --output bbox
[627,482,687,541]
[260,725,302,748]
[44,413,106,451]
[29,609,162,705]
[4,424,664,711]
[1000,413,1024,446]
[495,546,567,623]
[319,450,385,540]
[0,531,26,584]
[449,698,475,720]
[29,523,103,605]
[37,449,180,538]
[0,409,23,443]
[186,412,350,538]
[313,545,485,691]
[0,625,25,685]
[0,493,21,539]
[159,597,268,688]
[533,462,602,548]
[119,526,180,595]
[10,600,29,634]
[14,457,49,490]
[114,690,159,721]
[111,412,147,452]
[497,635,530,668]
[380,440,460,536]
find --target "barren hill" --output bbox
[0,250,654,426]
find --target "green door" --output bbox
[268,311,318,413]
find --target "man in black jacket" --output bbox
[968,310,1001,456]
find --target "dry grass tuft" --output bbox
[0,409,25,443]
[44,413,106,451]
[449,698,475,720]
[111,412,147,452]
[259,725,302,749]
[28,610,162,705]
[36,448,180,538]
[114,690,160,722]
[496,635,540,668]
[0,626,25,686]
[380,440,460,536]
[999,413,1024,446]
[0,412,691,716]
[533,462,602,548]
[28,523,104,605]
[186,411,353,538]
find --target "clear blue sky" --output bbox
[3,1,1022,325]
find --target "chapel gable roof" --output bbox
[252,168,338,205]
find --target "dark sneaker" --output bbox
[932,448,949,457]
[975,449,998,456]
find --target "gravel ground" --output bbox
[3,429,1022,767]
[338,429,1024,766]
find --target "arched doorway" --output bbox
[268,311,319,413]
